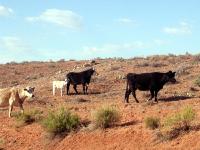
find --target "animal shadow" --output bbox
[117,120,138,127]
[74,98,91,103]
[159,95,193,102]
[67,91,102,96]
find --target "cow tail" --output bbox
[66,74,70,84]
[125,78,129,92]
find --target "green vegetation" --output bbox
[42,107,80,135]
[164,106,196,130]
[13,109,43,127]
[0,138,4,148]
[92,106,120,129]
[144,116,160,130]
[194,76,200,87]
[154,106,197,141]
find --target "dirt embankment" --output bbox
[1,55,200,150]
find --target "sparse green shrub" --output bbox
[0,138,4,148]
[164,106,196,130]
[151,62,166,68]
[42,107,80,135]
[175,63,191,77]
[136,62,149,67]
[194,76,200,87]
[92,106,120,129]
[13,109,43,127]
[145,116,160,130]
[154,106,196,141]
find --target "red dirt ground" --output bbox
[1,55,200,150]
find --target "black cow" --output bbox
[66,68,95,95]
[125,71,176,103]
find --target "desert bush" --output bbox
[48,64,56,68]
[13,109,43,127]
[115,74,126,80]
[42,107,80,135]
[10,80,19,86]
[164,106,196,130]
[110,65,121,71]
[151,62,166,68]
[136,61,149,67]
[154,106,196,141]
[145,116,160,130]
[168,53,176,57]
[175,63,191,77]
[57,59,65,62]
[194,76,200,87]
[193,54,200,62]
[7,61,18,65]
[21,61,29,64]
[92,106,120,129]
[0,138,4,150]
[0,138,3,146]
[14,70,21,75]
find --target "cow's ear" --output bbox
[168,71,172,74]
[24,88,28,91]
[171,72,176,76]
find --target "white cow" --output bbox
[0,86,35,117]
[52,79,67,96]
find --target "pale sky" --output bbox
[0,0,200,63]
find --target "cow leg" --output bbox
[125,89,131,103]
[8,105,13,118]
[53,86,55,96]
[148,90,154,101]
[73,85,78,94]
[61,88,63,96]
[67,83,70,95]
[85,85,88,94]
[154,90,159,103]
[8,100,14,118]
[132,89,139,103]
[19,104,24,114]
[82,84,86,94]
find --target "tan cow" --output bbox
[0,86,35,117]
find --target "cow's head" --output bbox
[166,71,176,83]
[89,67,95,75]
[23,86,35,98]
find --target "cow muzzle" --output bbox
[169,78,176,83]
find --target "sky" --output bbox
[0,0,200,63]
